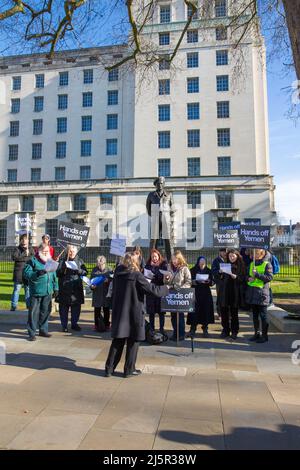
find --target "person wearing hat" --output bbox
[42,234,55,259]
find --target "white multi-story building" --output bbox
[0,0,276,249]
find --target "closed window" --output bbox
[81,140,92,157]
[80,166,91,180]
[187,3,198,20]
[56,142,66,159]
[58,94,68,110]
[160,5,171,23]
[187,103,200,120]
[187,52,199,68]
[83,69,93,84]
[158,104,170,121]
[0,196,8,212]
[82,92,93,107]
[217,190,232,209]
[187,129,200,147]
[22,195,34,211]
[33,119,43,135]
[108,68,119,81]
[216,50,228,65]
[0,220,7,246]
[10,121,19,137]
[216,26,227,40]
[158,159,171,177]
[107,90,118,105]
[215,0,227,18]
[34,96,44,112]
[217,128,230,146]
[11,99,20,114]
[7,169,17,182]
[9,144,18,161]
[188,158,200,176]
[159,32,170,46]
[55,167,65,181]
[217,75,229,91]
[107,114,118,130]
[57,117,67,133]
[31,168,41,182]
[81,115,92,132]
[187,77,199,93]
[74,194,86,211]
[32,143,42,160]
[99,218,112,247]
[217,101,230,118]
[47,195,58,211]
[159,58,171,70]
[187,30,198,43]
[158,131,170,149]
[45,219,58,245]
[106,139,118,156]
[12,76,21,91]
[35,74,45,88]
[59,71,69,86]
[218,156,231,176]
[105,164,117,178]
[159,79,170,95]
[187,191,201,208]
[100,194,113,206]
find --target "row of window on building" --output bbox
[158,101,230,121]
[159,0,228,24]
[159,75,229,95]
[5,156,232,183]
[157,129,231,148]
[158,50,228,71]
[159,26,228,47]
[11,68,119,91]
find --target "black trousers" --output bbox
[252,305,269,332]
[94,307,110,327]
[59,303,81,329]
[220,306,239,335]
[105,338,139,374]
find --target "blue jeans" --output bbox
[11,283,30,309]
[171,312,185,339]
[59,303,81,329]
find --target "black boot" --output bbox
[256,324,269,343]
[249,331,260,342]
[202,326,209,338]
[186,327,196,338]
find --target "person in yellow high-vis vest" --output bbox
[245,249,273,343]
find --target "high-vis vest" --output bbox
[248,261,268,289]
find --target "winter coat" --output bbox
[12,245,35,283]
[214,260,246,309]
[187,265,215,326]
[144,260,168,315]
[91,266,112,308]
[245,260,273,306]
[111,265,169,341]
[166,265,192,289]
[23,256,58,297]
[56,256,87,305]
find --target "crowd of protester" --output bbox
[9,235,277,376]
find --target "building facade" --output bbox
[0,0,276,248]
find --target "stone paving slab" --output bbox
[79,428,155,450]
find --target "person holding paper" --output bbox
[90,256,113,332]
[163,251,192,341]
[214,249,246,340]
[23,244,58,341]
[10,234,35,311]
[187,256,215,338]
[56,245,88,332]
[211,248,227,318]
[144,249,168,334]
[245,249,273,343]
[105,252,169,378]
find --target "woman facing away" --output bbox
[164,250,192,342]
[144,248,168,334]
[187,256,215,338]
[90,255,113,332]
[105,252,169,378]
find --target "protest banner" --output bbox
[15,213,33,235]
[213,230,239,248]
[244,218,261,226]
[161,288,195,313]
[110,236,127,257]
[57,221,90,248]
[218,221,241,231]
[239,225,271,250]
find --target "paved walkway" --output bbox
[0,308,300,450]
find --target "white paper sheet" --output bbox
[220,263,232,275]
[159,270,172,276]
[66,260,78,270]
[44,259,59,272]
[144,268,154,280]
[196,274,209,281]
[81,276,91,286]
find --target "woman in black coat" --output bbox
[214,249,246,340]
[56,245,88,333]
[105,252,169,378]
[144,248,168,333]
[91,255,113,332]
[187,256,215,338]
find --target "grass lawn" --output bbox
[0,273,27,310]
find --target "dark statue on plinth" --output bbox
[146,176,175,261]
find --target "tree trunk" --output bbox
[282,0,300,81]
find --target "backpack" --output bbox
[271,254,280,275]
[144,319,168,345]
